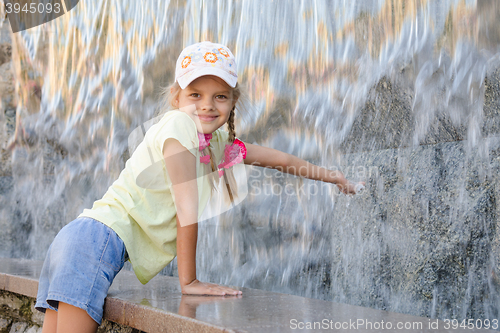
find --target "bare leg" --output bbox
[41,309,58,333]
[57,302,98,333]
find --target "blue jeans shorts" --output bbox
[35,217,127,324]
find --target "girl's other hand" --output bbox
[181,279,242,296]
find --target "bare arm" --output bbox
[163,138,242,296]
[163,139,198,289]
[244,143,361,194]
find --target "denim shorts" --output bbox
[35,216,127,324]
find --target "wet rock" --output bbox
[341,76,416,152]
[0,43,11,66]
[0,291,41,333]
[341,69,500,153]
[0,148,12,176]
[24,326,42,333]
[0,291,24,313]
[0,290,142,333]
[8,322,28,333]
[0,62,14,110]
[0,317,12,332]
[97,320,144,333]
[332,138,500,318]
[229,136,500,320]
[0,41,15,164]
[29,304,43,327]
[483,68,500,136]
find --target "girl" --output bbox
[35,41,363,333]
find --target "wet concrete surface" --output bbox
[1,257,497,332]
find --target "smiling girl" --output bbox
[35,41,363,333]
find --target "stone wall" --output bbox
[0,21,14,178]
[1,290,43,333]
[0,290,142,333]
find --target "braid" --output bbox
[206,146,216,173]
[227,106,236,143]
[222,106,237,204]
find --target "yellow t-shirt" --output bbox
[79,110,229,284]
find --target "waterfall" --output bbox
[1,0,499,321]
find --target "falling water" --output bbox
[1,0,500,322]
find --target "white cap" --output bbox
[175,41,238,89]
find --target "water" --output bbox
[1,0,500,322]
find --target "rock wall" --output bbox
[0,290,43,333]
[0,290,142,333]
[223,134,500,319]
[0,21,14,178]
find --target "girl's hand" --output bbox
[338,181,365,195]
[181,279,242,296]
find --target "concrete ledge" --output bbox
[1,258,495,332]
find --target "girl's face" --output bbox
[174,75,237,134]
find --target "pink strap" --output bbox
[217,139,246,177]
[198,135,247,177]
[197,132,213,151]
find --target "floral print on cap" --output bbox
[203,52,218,63]
[181,56,191,68]
[219,48,230,58]
[175,41,238,89]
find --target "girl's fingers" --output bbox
[340,181,365,195]
[211,286,241,295]
[354,183,365,194]
[185,282,242,296]
[208,283,241,293]
[221,288,241,295]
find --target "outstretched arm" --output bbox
[244,143,361,194]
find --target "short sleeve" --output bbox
[153,111,198,157]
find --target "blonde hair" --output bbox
[157,81,243,205]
